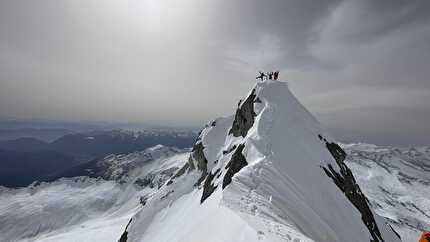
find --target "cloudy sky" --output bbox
[1,0,429,145]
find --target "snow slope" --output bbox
[0,145,189,242]
[1,143,426,242]
[124,80,401,242]
[344,144,430,242]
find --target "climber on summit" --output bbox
[274,71,279,80]
[256,71,266,81]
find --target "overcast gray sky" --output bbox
[1,0,429,145]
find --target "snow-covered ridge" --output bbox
[122,80,401,242]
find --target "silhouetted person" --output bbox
[267,72,273,80]
[274,71,279,80]
[256,71,266,81]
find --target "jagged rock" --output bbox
[319,135,397,242]
[134,167,178,189]
[185,140,210,187]
[118,230,128,242]
[223,145,237,155]
[187,156,196,170]
[118,218,133,242]
[139,196,148,206]
[190,142,208,172]
[229,89,259,137]
[168,163,190,184]
[222,144,247,189]
[200,169,220,204]
[134,177,153,188]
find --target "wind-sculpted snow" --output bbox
[124,80,401,242]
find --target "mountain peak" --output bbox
[123,80,402,242]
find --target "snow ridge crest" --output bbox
[124,80,402,242]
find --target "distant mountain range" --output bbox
[0,119,198,141]
[0,149,77,187]
[0,129,197,187]
[0,128,74,142]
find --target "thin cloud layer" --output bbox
[0,0,429,145]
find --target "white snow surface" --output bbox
[343,143,430,242]
[0,145,189,242]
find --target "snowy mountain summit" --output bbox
[121,80,402,242]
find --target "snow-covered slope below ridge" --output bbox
[343,143,430,242]
[0,145,189,242]
[0,143,427,242]
[123,80,401,242]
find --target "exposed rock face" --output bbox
[199,144,248,203]
[222,144,247,189]
[200,169,220,203]
[190,142,208,173]
[134,177,153,188]
[187,141,210,188]
[222,145,237,155]
[229,89,260,137]
[134,167,178,189]
[118,218,133,242]
[169,162,190,183]
[319,135,398,242]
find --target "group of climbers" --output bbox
[256,70,279,81]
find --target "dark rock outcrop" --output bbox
[200,169,220,204]
[139,196,148,206]
[134,167,178,189]
[134,177,154,188]
[319,135,396,242]
[229,89,260,137]
[222,144,247,189]
[186,138,211,188]
[118,218,133,242]
[167,162,191,185]
[190,142,208,172]
[223,145,237,155]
